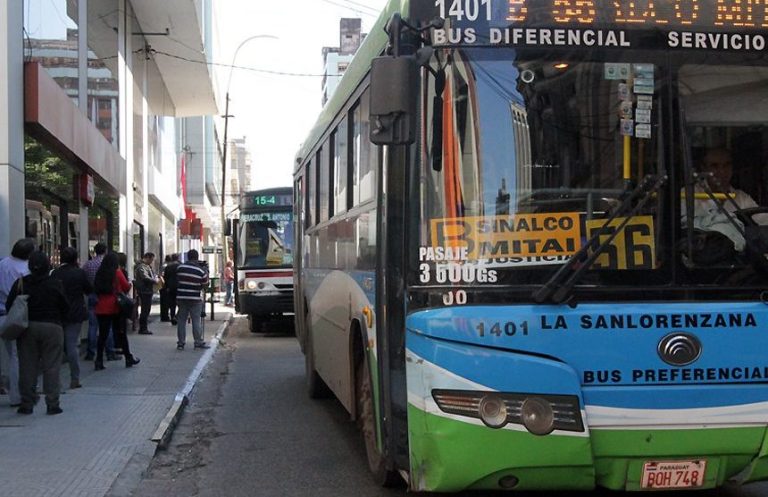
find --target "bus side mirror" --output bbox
[369,55,419,145]
[224,219,232,236]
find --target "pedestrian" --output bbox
[134,252,161,335]
[116,252,140,367]
[175,249,210,350]
[51,247,92,390]
[0,238,34,407]
[223,260,235,306]
[82,242,118,360]
[6,251,69,415]
[163,253,180,325]
[94,253,140,370]
[159,254,172,322]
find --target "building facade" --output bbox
[321,18,364,106]
[0,0,220,273]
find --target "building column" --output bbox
[118,0,135,272]
[0,1,25,256]
[78,0,89,262]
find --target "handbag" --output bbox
[0,278,28,340]
[117,291,134,317]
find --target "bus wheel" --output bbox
[248,314,265,333]
[305,332,330,399]
[356,352,400,487]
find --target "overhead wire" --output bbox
[330,0,380,13]
[320,0,378,17]
[148,48,338,78]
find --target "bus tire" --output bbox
[248,314,265,333]
[356,351,400,487]
[305,331,330,399]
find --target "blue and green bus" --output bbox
[293,0,768,491]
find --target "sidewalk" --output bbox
[0,300,234,497]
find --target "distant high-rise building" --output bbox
[322,18,365,106]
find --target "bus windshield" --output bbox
[237,211,294,269]
[418,47,768,290]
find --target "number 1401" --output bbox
[436,0,492,21]
[476,321,529,337]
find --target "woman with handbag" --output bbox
[94,253,139,370]
[5,251,69,415]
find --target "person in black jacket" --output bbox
[51,247,93,390]
[162,253,180,325]
[134,252,160,335]
[6,251,69,415]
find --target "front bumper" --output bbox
[238,291,293,316]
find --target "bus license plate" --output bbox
[641,460,706,489]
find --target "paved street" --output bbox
[131,315,402,497]
[0,301,233,497]
[128,317,768,497]
[5,307,768,497]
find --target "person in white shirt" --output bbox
[684,148,768,252]
[0,239,34,407]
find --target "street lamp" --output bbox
[220,34,278,268]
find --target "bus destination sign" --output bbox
[431,0,768,51]
[243,193,292,209]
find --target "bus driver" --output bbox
[684,147,768,252]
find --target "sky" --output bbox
[214,0,390,191]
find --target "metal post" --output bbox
[210,282,215,321]
[221,93,231,284]
[219,34,277,273]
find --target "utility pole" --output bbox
[221,93,232,273]
[220,34,278,275]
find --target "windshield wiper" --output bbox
[533,174,668,305]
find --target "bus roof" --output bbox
[293,0,409,174]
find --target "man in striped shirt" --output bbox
[175,249,210,350]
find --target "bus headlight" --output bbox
[478,395,508,428]
[246,280,258,290]
[432,390,583,434]
[521,397,555,436]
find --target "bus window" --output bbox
[307,159,315,229]
[237,215,293,269]
[334,116,349,216]
[318,145,329,223]
[354,93,376,205]
[422,49,664,280]
[679,62,768,277]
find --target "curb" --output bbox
[150,314,233,450]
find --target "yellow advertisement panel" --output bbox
[584,215,656,270]
[429,213,582,261]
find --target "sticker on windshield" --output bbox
[584,216,656,270]
[429,213,582,265]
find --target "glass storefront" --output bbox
[24,137,117,263]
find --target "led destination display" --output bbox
[435,0,768,30]
[431,0,768,50]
